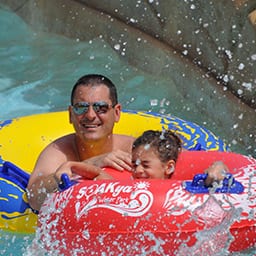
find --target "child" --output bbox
[131,130,228,185]
[132,130,182,179]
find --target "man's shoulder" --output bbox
[113,134,135,151]
[45,133,76,152]
[114,133,135,141]
[53,133,75,145]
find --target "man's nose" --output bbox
[84,105,97,120]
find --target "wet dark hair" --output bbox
[133,130,182,163]
[71,74,118,105]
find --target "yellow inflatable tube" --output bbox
[0,110,228,233]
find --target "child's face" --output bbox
[131,145,172,179]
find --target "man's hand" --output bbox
[54,161,113,182]
[85,150,132,171]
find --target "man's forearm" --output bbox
[27,174,59,211]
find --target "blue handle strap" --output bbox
[58,173,78,191]
[0,161,30,190]
[183,173,244,194]
[0,161,41,214]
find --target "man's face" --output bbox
[69,84,121,142]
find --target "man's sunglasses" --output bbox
[72,101,115,115]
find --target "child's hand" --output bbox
[204,161,229,187]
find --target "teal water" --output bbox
[0,6,255,256]
[0,5,237,145]
[0,6,253,156]
[0,232,34,255]
[0,6,188,122]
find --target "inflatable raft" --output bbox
[0,109,228,233]
[38,150,256,255]
[1,110,255,253]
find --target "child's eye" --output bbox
[131,162,137,170]
[132,159,141,167]
[135,159,141,166]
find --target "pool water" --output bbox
[0,5,255,256]
[0,232,33,255]
[0,7,189,122]
[0,6,242,151]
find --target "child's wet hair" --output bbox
[133,130,182,163]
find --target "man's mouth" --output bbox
[81,123,101,129]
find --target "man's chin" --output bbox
[82,132,103,142]
[83,134,99,141]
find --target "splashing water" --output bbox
[177,196,242,256]
[22,175,256,256]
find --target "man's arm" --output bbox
[27,134,134,211]
[27,144,115,211]
[54,161,114,181]
[27,142,69,211]
[84,149,132,171]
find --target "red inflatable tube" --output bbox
[38,151,256,255]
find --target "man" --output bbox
[27,74,135,211]
[27,74,228,211]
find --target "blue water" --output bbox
[1,6,253,157]
[0,7,189,122]
[0,6,255,256]
[0,232,34,255]
[0,5,237,143]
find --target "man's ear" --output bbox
[114,103,122,122]
[68,105,73,124]
[165,160,176,176]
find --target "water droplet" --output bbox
[114,44,121,50]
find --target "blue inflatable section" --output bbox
[0,162,31,218]
[124,110,229,152]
